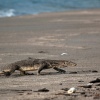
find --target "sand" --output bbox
[0,9,100,100]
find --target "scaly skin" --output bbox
[0,58,77,76]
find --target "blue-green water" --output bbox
[0,0,100,17]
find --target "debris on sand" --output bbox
[67,87,76,94]
[61,88,69,91]
[92,70,98,73]
[78,83,93,88]
[61,53,68,55]
[34,88,49,92]
[38,51,48,53]
[69,71,77,74]
[89,78,100,83]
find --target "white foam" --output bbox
[0,9,15,17]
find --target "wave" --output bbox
[0,9,15,17]
[0,0,100,17]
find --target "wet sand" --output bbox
[0,9,100,100]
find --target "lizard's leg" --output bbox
[37,63,48,75]
[53,67,66,73]
[20,70,26,75]
[18,68,26,75]
[3,65,19,76]
[3,71,11,76]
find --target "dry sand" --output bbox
[0,9,100,100]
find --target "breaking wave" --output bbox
[0,9,15,17]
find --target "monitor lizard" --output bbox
[0,57,77,76]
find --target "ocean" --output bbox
[0,0,100,17]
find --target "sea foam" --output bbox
[0,9,15,17]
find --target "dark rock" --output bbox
[38,51,48,53]
[59,83,62,85]
[89,78,100,83]
[92,70,98,73]
[69,71,77,74]
[34,88,49,92]
[78,80,84,82]
[61,88,69,91]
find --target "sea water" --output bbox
[0,0,100,17]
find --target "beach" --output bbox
[0,9,100,100]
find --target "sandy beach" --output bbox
[0,9,100,100]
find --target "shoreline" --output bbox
[0,8,100,19]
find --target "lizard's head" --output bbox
[59,60,77,67]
